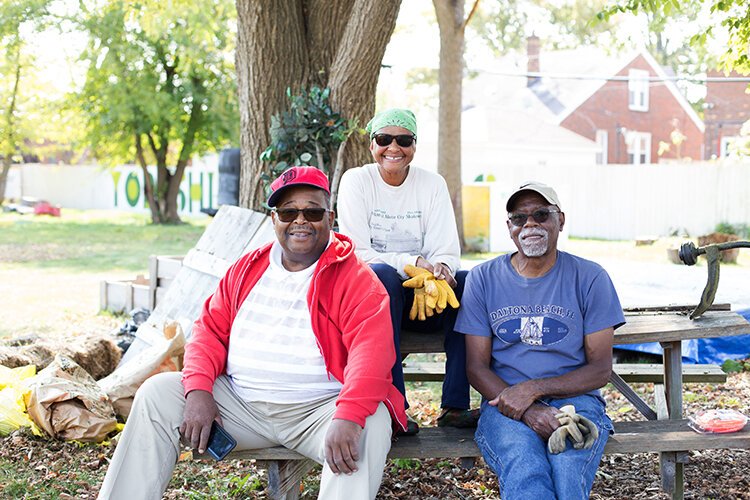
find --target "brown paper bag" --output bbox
[25,354,117,442]
[97,321,185,418]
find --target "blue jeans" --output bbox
[371,264,470,410]
[475,394,613,499]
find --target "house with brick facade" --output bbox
[466,38,705,165]
[704,69,750,159]
[555,50,705,164]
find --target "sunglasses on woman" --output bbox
[273,208,331,223]
[372,133,416,148]
[508,208,560,227]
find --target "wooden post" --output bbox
[661,341,685,500]
[262,458,315,500]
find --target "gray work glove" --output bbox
[547,404,599,454]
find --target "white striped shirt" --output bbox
[226,240,342,403]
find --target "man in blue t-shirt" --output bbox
[455,181,625,499]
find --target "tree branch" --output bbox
[462,0,481,30]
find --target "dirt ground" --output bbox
[2,238,750,498]
[1,373,749,499]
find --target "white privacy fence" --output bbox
[5,161,750,241]
[477,162,750,241]
[5,161,219,217]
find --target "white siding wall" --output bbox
[480,162,750,241]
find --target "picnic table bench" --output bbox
[203,307,750,500]
[130,207,749,500]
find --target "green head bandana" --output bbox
[365,108,417,138]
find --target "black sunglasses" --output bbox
[372,133,416,148]
[508,208,560,227]
[273,208,331,223]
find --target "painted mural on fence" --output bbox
[111,163,218,215]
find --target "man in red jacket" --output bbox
[98,166,407,500]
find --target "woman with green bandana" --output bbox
[337,108,477,436]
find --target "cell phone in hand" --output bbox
[206,421,237,461]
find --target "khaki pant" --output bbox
[98,372,392,500]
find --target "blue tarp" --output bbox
[614,308,750,364]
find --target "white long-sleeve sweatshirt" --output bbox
[336,163,461,278]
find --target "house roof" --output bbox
[459,106,598,151]
[467,46,705,133]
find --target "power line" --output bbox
[476,69,750,83]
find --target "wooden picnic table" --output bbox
[137,207,750,500]
[400,306,750,500]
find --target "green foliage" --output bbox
[0,0,53,163]
[74,0,238,165]
[722,358,750,373]
[390,458,422,470]
[600,0,750,73]
[714,222,750,238]
[469,1,528,56]
[260,86,361,202]
[226,473,263,494]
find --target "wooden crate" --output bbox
[148,255,185,309]
[99,275,151,313]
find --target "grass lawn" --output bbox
[0,209,208,338]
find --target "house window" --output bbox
[626,131,651,164]
[628,69,649,112]
[720,136,740,157]
[595,130,608,164]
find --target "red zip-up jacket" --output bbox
[182,232,407,431]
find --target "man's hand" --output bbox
[431,262,457,288]
[521,403,560,441]
[180,389,220,454]
[490,381,539,420]
[324,419,363,475]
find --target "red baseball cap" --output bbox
[267,166,331,207]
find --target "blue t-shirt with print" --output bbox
[455,251,625,388]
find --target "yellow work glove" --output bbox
[402,264,433,288]
[424,279,440,310]
[547,405,599,454]
[402,264,460,319]
[409,286,429,321]
[404,265,436,320]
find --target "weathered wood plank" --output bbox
[615,311,750,344]
[193,206,267,257]
[623,304,730,313]
[402,362,727,384]
[210,420,750,462]
[182,248,232,279]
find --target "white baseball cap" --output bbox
[506,181,561,212]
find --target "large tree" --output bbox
[75,0,238,223]
[235,0,402,210]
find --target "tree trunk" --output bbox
[235,0,402,211]
[433,0,474,250]
[135,134,162,224]
[328,0,402,170]
[236,1,309,210]
[0,44,22,207]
